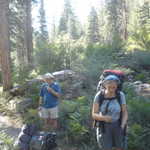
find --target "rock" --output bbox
[52,70,76,81]
[10,85,25,96]
[37,70,87,100]
[9,98,33,113]
[9,70,87,101]
[134,83,150,98]
[133,81,143,85]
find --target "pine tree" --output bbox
[106,0,128,45]
[24,0,33,67]
[87,7,100,43]
[58,0,80,39]
[0,0,12,90]
[9,0,33,70]
[139,1,150,27]
[39,0,49,40]
[58,0,72,34]
[69,15,80,39]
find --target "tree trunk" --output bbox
[122,0,128,40]
[0,0,12,90]
[25,0,33,67]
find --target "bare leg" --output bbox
[48,118,58,130]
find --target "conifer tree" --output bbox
[106,0,128,45]
[0,0,12,90]
[39,0,49,41]
[87,7,100,43]
[58,0,80,39]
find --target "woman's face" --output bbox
[104,80,118,93]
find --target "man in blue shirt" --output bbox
[39,73,61,131]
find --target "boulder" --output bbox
[9,70,88,101]
[10,85,25,96]
[9,98,33,113]
[133,81,150,98]
[52,70,76,81]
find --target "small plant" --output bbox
[59,96,92,144]
[0,132,14,150]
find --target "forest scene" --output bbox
[0,0,150,150]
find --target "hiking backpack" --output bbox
[94,69,127,149]
[97,69,125,92]
[14,123,37,150]
[30,131,57,150]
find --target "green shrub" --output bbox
[59,96,92,144]
[127,96,150,150]
[0,133,14,150]
[81,44,121,84]
[122,50,150,71]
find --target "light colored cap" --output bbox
[43,73,55,79]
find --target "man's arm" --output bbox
[47,87,61,98]
[39,96,43,106]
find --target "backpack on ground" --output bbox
[29,131,57,150]
[93,69,127,150]
[14,123,37,150]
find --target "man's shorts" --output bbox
[39,106,58,119]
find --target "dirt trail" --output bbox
[0,113,21,140]
[0,114,79,150]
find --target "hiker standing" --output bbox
[92,75,128,150]
[39,73,61,131]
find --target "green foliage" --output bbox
[105,0,125,48]
[0,133,14,150]
[87,7,100,43]
[128,100,150,125]
[127,27,150,51]
[126,94,150,150]
[82,44,119,79]
[128,123,150,150]
[22,108,41,129]
[126,50,150,70]
[59,96,92,144]
[134,73,145,81]
[58,0,81,39]
[127,1,150,52]
[123,82,150,150]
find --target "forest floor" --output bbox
[0,113,80,150]
[0,113,21,140]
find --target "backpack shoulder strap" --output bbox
[116,91,124,125]
[98,90,105,107]
[116,91,122,106]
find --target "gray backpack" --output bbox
[30,131,57,150]
[14,124,37,150]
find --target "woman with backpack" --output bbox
[92,75,128,150]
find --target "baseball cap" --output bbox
[43,73,55,79]
[103,75,120,84]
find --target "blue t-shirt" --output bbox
[40,82,61,108]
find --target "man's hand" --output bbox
[47,87,53,93]
[47,86,60,98]
[104,115,112,123]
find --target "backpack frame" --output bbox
[97,69,125,92]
